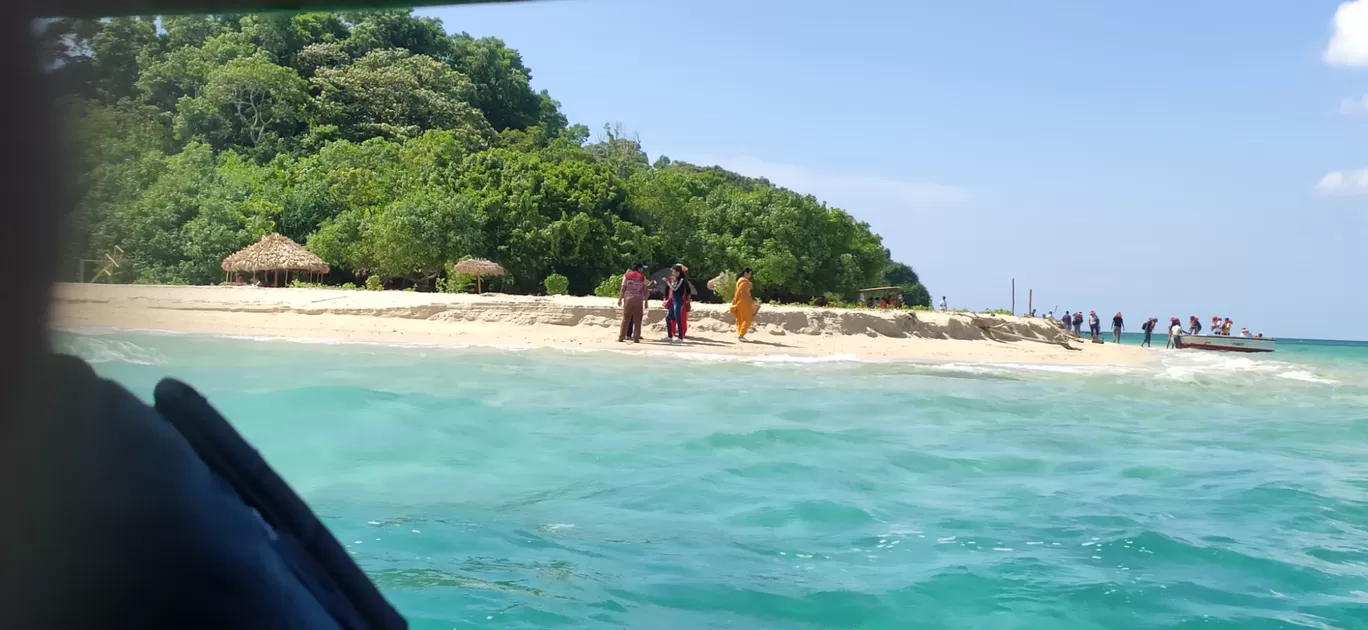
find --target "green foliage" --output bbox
[53,9,926,303]
[593,274,622,298]
[715,274,738,302]
[984,309,1014,316]
[439,270,477,293]
[900,282,932,308]
[364,274,383,291]
[340,282,357,289]
[543,273,570,295]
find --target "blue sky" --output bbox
[420,0,1367,340]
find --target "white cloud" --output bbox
[1340,94,1368,114]
[1325,0,1368,67]
[1315,169,1368,194]
[686,155,968,209]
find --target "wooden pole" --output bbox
[1028,289,1033,317]
[1011,278,1016,316]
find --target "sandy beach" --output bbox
[49,283,1154,366]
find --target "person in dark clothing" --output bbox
[1112,312,1124,343]
[1189,316,1202,336]
[1140,317,1155,347]
[1072,311,1084,336]
[664,264,693,342]
[1088,311,1101,341]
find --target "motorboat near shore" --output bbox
[1177,334,1276,353]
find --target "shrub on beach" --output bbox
[340,282,357,290]
[594,274,622,298]
[364,275,383,291]
[437,272,476,294]
[544,273,570,295]
[715,274,738,301]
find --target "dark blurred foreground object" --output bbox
[1,0,516,627]
[2,355,407,630]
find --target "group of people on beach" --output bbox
[616,264,758,344]
[1051,311,1261,348]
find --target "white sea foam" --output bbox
[55,326,1348,388]
[1276,370,1339,384]
[57,336,166,365]
[1154,349,1340,385]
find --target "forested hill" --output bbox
[43,10,930,304]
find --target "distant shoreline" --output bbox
[49,284,1156,367]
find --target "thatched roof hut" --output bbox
[221,234,329,286]
[452,258,504,294]
[452,258,504,277]
[222,234,329,273]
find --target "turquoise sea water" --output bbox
[54,330,1368,629]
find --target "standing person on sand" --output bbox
[1088,311,1100,341]
[731,267,757,341]
[617,263,648,343]
[664,264,693,343]
[939,296,948,312]
[1167,317,1183,349]
[1072,311,1084,337]
[1112,312,1125,344]
[624,264,647,340]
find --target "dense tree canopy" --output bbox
[49,10,930,304]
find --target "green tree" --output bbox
[447,34,548,131]
[56,9,922,299]
[174,54,309,154]
[369,191,484,284]
[310,49,494,143]
[901,282,932,308]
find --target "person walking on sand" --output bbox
[664,264,693,343]
[939,296,948,312]
[1072,311,1084,337]
[731,267,757,341]
[1112,312,1124,344]
[1088,311,1101,341]
[1140,317,1155,347]
[618,263,648,343]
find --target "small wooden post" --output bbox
[1028,289,1033,317]
[1011,278,1016,316]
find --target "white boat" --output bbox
[1177,334,1276,353]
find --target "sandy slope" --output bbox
[49,283,1153,366]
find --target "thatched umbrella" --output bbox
[452,258,505,294]
[221,234,330,287]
